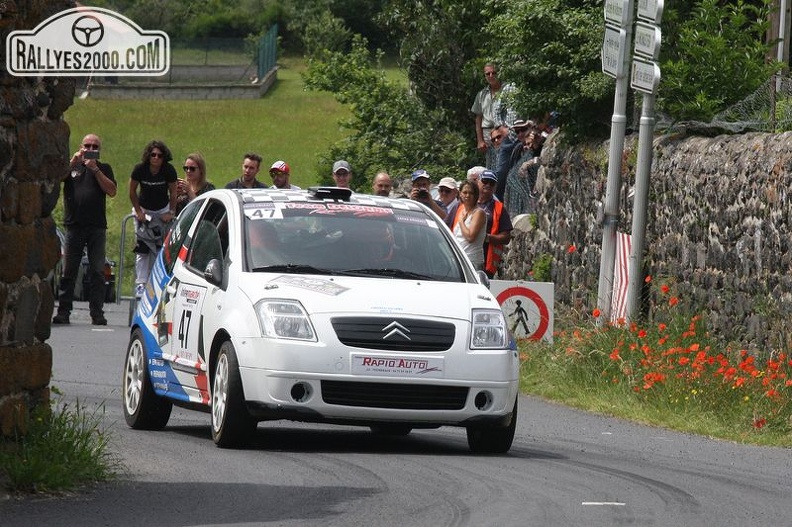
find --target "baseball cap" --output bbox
[332,160,351,174]
[512,119,534,130]
[411,169,430,181]
[438,177,458,190]
[270,160,289,174]
[480,170,498,183]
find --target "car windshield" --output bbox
[244,201,465,282]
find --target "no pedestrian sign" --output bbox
[489,281,554,342]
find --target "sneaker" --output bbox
[92,315,108,326]
[52,314,70,325]
[135,283,145,298]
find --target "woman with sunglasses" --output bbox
[129,139,178,297]
[175,152,214,214]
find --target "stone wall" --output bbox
[0,1,74,436]
[502,130,792,353]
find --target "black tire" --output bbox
[211,341,257,448]
[122,328,172,430]
[370,424,413,436]
[466,397,518,454]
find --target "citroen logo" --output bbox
[381,321,411,340]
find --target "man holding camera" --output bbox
[53,133,117,326]
[409,169,447,220]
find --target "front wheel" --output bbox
[211,341,256,448]
[466,397,517,454]
[122,328,172,429]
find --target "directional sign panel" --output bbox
[631,57,661,94]
[637,0,664,23]
[605,0,632,27]
[602,25,627,78]
[490,281,554,342]
[633,21,661,60]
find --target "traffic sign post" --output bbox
[625,0,663,321]
[489,281,554,342]
[598,0,635,323]
[600,0,664,323]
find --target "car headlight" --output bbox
[255,299,317,341]
[470,309,507,349]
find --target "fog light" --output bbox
[474,391,493,411]
[290,382,312,403]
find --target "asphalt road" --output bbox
[2,300,791,526]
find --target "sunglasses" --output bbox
[83,143,100,150]
[182,166,198,172]
[480,179,497,186]
[150,152,164,158]
[270,170,286,176]
[484,71,497,76]
[438,187,454,193]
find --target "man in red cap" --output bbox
[269,160,301,190]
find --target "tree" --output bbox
[303,36,470,189]
[659,0,779,122]
[482,0,614,139]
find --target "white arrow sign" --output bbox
[602,25,627,78]
[604,0,632,27]
[633,21,661,60]
[637,0,664,23]
[631,57,661,94]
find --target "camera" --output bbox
[417,189,429,199]
[83,150,99,160]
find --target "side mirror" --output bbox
[477,270,490,289]
[204,258,223,286]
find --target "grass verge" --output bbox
[0,394,122,494]
[520,280,792,448]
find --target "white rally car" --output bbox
[122,187,519,453]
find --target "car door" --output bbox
[163,199,230,405]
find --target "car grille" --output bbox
[321,381,469,410]
[331,317,455,351]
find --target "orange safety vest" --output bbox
[484,200,505,276]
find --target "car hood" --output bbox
[243,274,498,320]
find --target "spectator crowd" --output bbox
[54,64,553,324]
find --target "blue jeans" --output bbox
[56,225,107,319]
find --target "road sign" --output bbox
[489,281,554,342]
[605,0,631,27]
[631,56,661,94]
[637,0,664,24]
[633,21,661,60]
[602,25,627,78]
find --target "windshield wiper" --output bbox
[342,268,435,280]
[252,264,336,275]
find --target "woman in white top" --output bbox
[453,180,487,270]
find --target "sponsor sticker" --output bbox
[271,275,348,296]
[351,355,444,378]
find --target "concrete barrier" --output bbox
[87,66,277,100]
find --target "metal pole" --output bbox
[597,22,633,321]
[626,92,655,320]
